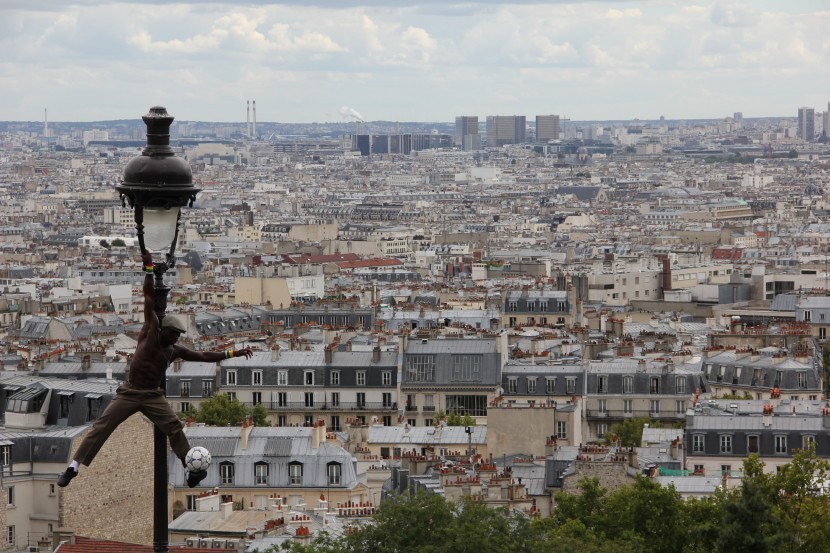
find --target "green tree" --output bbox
[607,417,655,447]
[195,393,250,426]
[110,238,127,247]
[251,403,271,427]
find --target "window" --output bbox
[328,462,342,485]
[446,395,488,417]
[253,371,262,386]
[692,434,705,453]
[357,393,366,408]
[276,392,287,407]
[566,378,576,395]
[527,378,537,393]
[424,419,433,427]
[382,393,393,408]
[255,462,269,485]
[227,370,237,386]
[180,380,191,397]
[624,399,633,414]
[278,371,288,386]
[220,462,235,485]
[1,446,11,467]
[407,418,416,427]
[7,525,14,547]
[226,391,236,401]
[87,396,101,421]
[180,401,191,413]
[623,376,633,394]
[382,371,392,386]
[804,310,812,322]
[424,395,434,411]
[202,380,213,397]
[775,435,787,454]
[597,375,607,393]
[720,435,732,454]
[546,378,556,394]
[289,462,303,485]
[304,392,314,408]
[452,356,482,381]
[330,415,340,431]
[676,400,685,414]
[721,465,732,475]
[278,415,287,427]
[821,328,827,340]
[331,392,340,407]
[598,399,608,413]
[675,377,686,394]
[331,371,340,386]
[7,486,13,506]
[59,394,71,419]
[649,377,660,394]
[186,495,198,510]
[356,371,366,386]
[49,483,55,496]
[556,420,567,439]
[693,464,704,474]
[508,378,517,393]
[748,435,759,453]
[797,372,807,388]
[803,435,816,450]
[382,415,392,426]
[405,355,436,382]
[304,371,314,385]
[650,400,660,415]
[252,392,262,406]
[597,423,607,438]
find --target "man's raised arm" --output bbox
[139,251,158,338]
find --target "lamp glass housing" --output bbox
[142,206,180,252]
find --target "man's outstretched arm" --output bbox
[175,346,254,363]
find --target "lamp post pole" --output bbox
[117,107,200,553]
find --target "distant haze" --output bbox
[1,0,828,122]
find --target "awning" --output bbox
[84,393,102,399]
[57,391,75,397]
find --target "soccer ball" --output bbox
[185,446,211,472]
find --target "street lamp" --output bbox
[116,106,200,553]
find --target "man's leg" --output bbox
[59,387,140,486]
[139,393,207,488]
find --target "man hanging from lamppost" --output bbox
[58,251,253,489]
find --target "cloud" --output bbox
[710,1,760,27]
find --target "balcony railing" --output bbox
[587,409,685,419]
[240,401,398,412]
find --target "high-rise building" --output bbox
[535,115,561,142]
[486,115,526,147]
[798,107,815,141]
[455,116,480,150]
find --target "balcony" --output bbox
[241,401,398,412]
[587,409,685,420]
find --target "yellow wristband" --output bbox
[226,348,234,359]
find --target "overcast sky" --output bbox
[2,0,829,123]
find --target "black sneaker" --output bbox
[186,469,207,488]
[57,467,77,487]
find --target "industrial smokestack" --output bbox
[246,100,251,138]
[252,100,257,140]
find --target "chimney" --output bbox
[312,419,326,449]
[324,346,333,364]
[372,346,381,363]
[241,417,254,450]
[221,501,234,519]
[271,346,281,361]
[81,355,91,371]
[173,358,182,372]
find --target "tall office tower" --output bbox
[798,107,815,141]
[535,115,561,142]
[454,116,480,150]
[486,115,526,147]
[733,112,743,122]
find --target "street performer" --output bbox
[58,251,252,488]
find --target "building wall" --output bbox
[60,414,155,546]
[234,277,292,307]
[560,460,633,495]
[487,404,579,458]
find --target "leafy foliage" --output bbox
[192,392,271,427]
[255,450,830,553]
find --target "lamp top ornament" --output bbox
[116,106,201,209]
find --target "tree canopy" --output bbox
[182,392,271,427]
[257,449,830,553]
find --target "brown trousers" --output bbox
[73,384,190,466]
